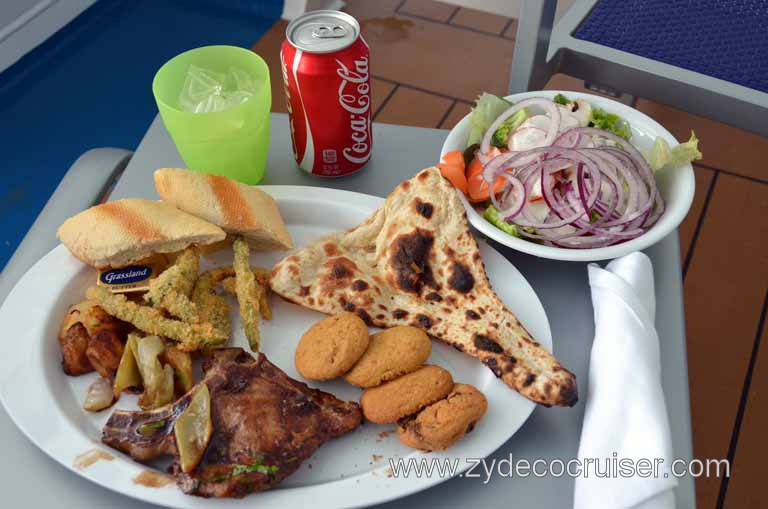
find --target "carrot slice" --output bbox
[437,163,468,194]
[466,159,504,202]
[442,150,465,168]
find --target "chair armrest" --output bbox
[0,148,132,305]
[508,0,559,93]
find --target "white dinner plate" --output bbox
[0,186,552,508]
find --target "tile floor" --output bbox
[253,1,768,506]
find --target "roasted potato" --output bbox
[86,330,124,378]
[58,322,93,376]
[59,301,130,376]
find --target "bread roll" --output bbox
[57,199,226,268]
[154,168,293,251]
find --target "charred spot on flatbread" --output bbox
[330,258,356,279]
[390,229,438,295]
[466,310,480,320]
[352,280,369,291]
[321,257,357,294]
[425,292,442,302]
[413,198,434,219]
[448,263,474,294]
[323,242,341,257]
[414,314,433,329]
[339,297,354,311]
[482,357,501,377]
[473,334,503,353]
[356,309,373,326]
[392,309,408,319]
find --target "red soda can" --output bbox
[281,10,372,177]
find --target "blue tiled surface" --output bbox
[0,0,282,270]
[575,0,768,93]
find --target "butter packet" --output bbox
[97,254,170,293]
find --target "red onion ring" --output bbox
[475,113,665,249]
[489,175,526,219]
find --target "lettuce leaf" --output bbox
[468,93,511,147]
[553,93,571,105]
[589,108,631,140]
[645,131,702,171]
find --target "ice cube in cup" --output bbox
[178,64,260,113]
[229,66,257,92]
[179,64,226,112]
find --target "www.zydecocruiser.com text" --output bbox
[388,454,730,483]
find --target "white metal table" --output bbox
[0,114,696,508]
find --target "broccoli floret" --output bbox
[490,108,529,148]
[553,93,571,105]
[483,205,519,237]
[491,126,512,148]
[589,107,631,140]
[468,93,512,147]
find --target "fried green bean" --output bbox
[222,273,272,321]
[191,267,235,342]
[144,248,200,322]
[86,286,227,351]
[233,236,261,351]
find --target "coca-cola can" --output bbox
[281,10,372,177]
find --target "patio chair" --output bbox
[509,0,768,137]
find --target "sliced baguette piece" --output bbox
[58,198,226,268]
[154,168,293,251]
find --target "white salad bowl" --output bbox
[440,90,696,262]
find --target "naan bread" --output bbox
[270,168,577,407]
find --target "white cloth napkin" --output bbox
[574,252,677,509]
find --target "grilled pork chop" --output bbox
[103,348,362,497]
[270,167,577,407]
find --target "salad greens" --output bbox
[551,92,632,140]
[491,109,529,148]
[645,131,702,171]
[468,93,512,146]
[589,107,631,140]
[483,205,519,237]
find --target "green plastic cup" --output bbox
[152,45,271,184]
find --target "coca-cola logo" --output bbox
[336,57,371,164]
[280,52,298,155]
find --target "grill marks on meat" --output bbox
[103,348,362,498]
